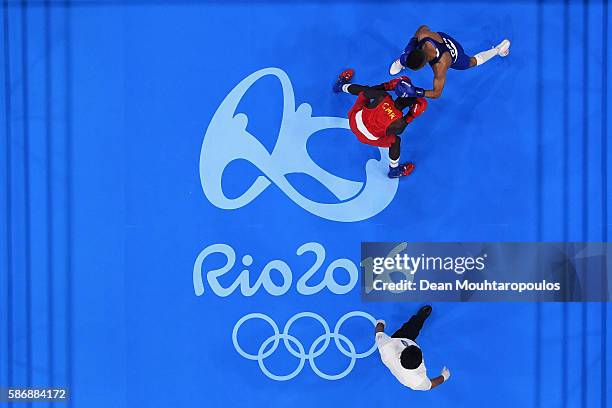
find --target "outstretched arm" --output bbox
[429,367,451,390]
[424,63,447,99]
[428,375,445,389]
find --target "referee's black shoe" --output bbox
[417,305,432,319]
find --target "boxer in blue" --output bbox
[389,25,510,99]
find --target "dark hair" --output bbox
[406,50,427,70]
[400,345,423,369]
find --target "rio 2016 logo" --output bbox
[192,242,377,381]
[199,67,398,223]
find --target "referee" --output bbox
[375,305,450,391]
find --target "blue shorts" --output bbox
[438,32,472,70]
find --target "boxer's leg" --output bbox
[387,136,415,179]
[472,39,511,68]
[388,136,401,169]
[341,83,387,98]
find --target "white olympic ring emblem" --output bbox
[232,311,377,381]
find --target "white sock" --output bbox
[342,83,351,93]
[474,48,498,66]
[389,158,399,168]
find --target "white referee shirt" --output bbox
[375,332,432,391]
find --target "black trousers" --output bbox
[391,312,427,341]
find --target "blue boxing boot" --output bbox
[388,162,415,178]
[332,68,355,93]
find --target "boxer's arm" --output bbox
[389,97,427,135]
[415,25,432,39]
[428,375,445,390]
[429,367,451,389]
[425,64,447,99]
[383,77,409,91]
[404,97,428,124]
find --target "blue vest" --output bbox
[418,32,460,66]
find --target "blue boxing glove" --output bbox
[399,37,419,66]
[395,80,425,98]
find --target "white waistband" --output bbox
[355,110,379,141]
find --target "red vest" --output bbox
[356,96,402,139]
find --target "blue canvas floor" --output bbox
[0,1,610,407]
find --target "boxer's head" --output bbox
[405,50,427,70]
[400,345,423,369]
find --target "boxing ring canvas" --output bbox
[0,0,610,407]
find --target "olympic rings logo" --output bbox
[232,311,377,381]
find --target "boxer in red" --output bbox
[333,69,427,178]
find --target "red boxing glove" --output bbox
[384,76,410,91]
[405,97,428,124]
[410,97,428,118]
